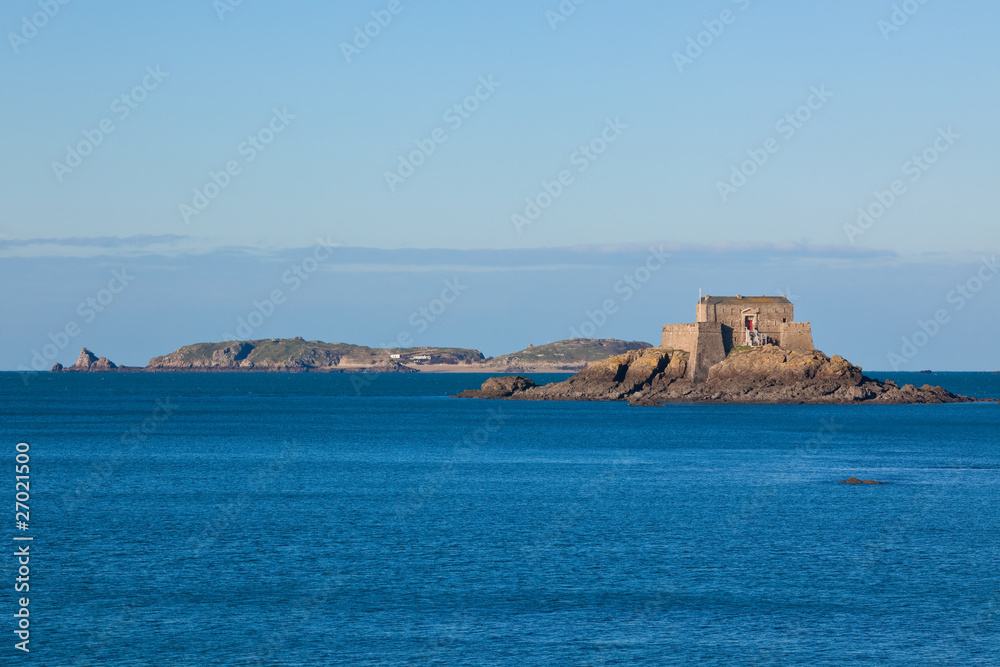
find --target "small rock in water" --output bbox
[840,477,884,485]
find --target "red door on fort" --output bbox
[745,316,754,330]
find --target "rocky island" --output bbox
[456,345,973,404]
[457,294,982,405]
[51,348,138,373]
[50,338,649,374]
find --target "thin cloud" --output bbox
[2,234,977,270]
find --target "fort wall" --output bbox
[698,298,794,349]
[690,322,726,382]
[664,295,814,383]
[661,323,699,354]
[779,322,814,351]
[662,322,726,382]
[698,301,794,326]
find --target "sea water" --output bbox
[1,372,998,665]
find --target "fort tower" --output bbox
[661,294,814,382]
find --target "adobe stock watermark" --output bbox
[190,440,303,560]
[716,85,833,202]
[350,277,470,396]
[244,569,344,666]
[520,448,635,572]
[222,236,336,341]
[860,479,955,592]
[569,246,670,338]
[13,442,32,653]
[340,0,410,64]
[878,0,931,40]
[394,408,506,522]
[7,0,71,54]
[63,398,178,513]
[726,418,840,542]
[384,75,501,192]
[213,0,245,21]
[51,66,169,182]
[546,0,587,31]
[887,255,997,370]
[844,127,958,244]
[179,107,295,224]
[511,116,627,234]
[17,268,135,380]
[378,278,469,351]
[407,279,468,335]
[957,594,1000,646]
[673,0,752,73]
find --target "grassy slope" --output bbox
[149,338,652,368]
[489,338,653,364]
[149,339,485,366]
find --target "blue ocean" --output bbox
[2,371,998,666]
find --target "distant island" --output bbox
[51,338,651,374]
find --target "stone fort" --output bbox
[662,295,814,382]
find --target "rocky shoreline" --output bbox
[46,343,993,405]
[456,345,981,405]
[53,347,419,374]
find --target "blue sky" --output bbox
[1,1,997,370]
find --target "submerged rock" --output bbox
[841,477,885,485]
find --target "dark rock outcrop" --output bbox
[456,375,537,398]
[367,359,419,373]
[841,477,885,485]
[456,344,977,405]
[54,348,119,372]
[212,342,254,364]
[89,356,118,371]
